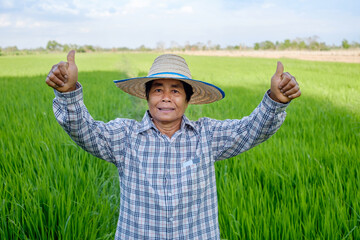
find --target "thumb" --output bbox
[274,61,284,77]
[67,50,76,65]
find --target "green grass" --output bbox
[1,52,359,239]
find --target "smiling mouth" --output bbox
[158,108,175,111]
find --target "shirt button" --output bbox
[168,192,172,197]
[168,217,174,222]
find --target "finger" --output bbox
[67,50,76,65]
[58,62,69,82]
[274,61,284,77]
[288,90,301,99]
[48,64,58,77]
[46,77,61,89]
[48,73,65,87]
[280,79,297,93]
[52,63,67,82]
[279,73,292,90]
[283,85,300,96]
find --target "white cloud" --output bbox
[0,15,11,27]
[15,20,25,28]
[37,2,79,15]
[79,27,90,33]
[165,5,193,14]
[14,18,50,28]
[0,0,359,49]
[85,9,115,17]
[119,0,151,15]
[261,3,275,8]
[0,0,14,8]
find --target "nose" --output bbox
[161,91,171,102]
[161,98,171,102]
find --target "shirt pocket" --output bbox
[181,156,208,197]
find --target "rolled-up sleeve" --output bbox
[53,83,126,166]
[208,90,289,161]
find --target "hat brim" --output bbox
[113,76,225,104]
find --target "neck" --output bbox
[152,118,182,138]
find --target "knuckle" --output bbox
[60,66,67,73]
[59,62,66,69]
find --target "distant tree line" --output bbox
[253,36,360,51]
[46,40,101,52]
[1,37,359,56]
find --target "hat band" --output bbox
[148,72,190,79]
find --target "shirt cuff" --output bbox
[263,89,290,113]
[54,82,83,105]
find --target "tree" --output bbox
[282,39,291,49]
[351,41,360,48]
[342,39,350,49]
[298,41,307,50]
[46,40,62,51]
[84,45,95,52]
[63,44,70,52]
[195,42,205,51]
[137,45,151,51]
[4,46,18,52]
[263,41,275,50]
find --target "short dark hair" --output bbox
[145,80,194,102]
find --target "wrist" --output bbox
[62,83,77,92]
[269,90,281,103]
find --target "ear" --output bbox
[145,80,154,101]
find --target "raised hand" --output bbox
[270,61,301,103]
[45,50,78,92]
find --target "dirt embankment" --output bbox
[174,50,360,63]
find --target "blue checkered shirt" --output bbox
[53,83,289,239]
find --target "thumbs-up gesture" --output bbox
[45,50,78,92]
[270,61,301,103]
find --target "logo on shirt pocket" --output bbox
[182,157,200,168]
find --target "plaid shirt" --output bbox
[53,83,289,239]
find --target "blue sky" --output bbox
[0,0,359,49]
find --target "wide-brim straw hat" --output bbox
[114,54,225,104]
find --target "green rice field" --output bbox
[1,52,359,239]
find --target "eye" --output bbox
[154,89,162,92]
[172,89,180,93]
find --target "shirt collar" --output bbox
[136,110,197,134]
